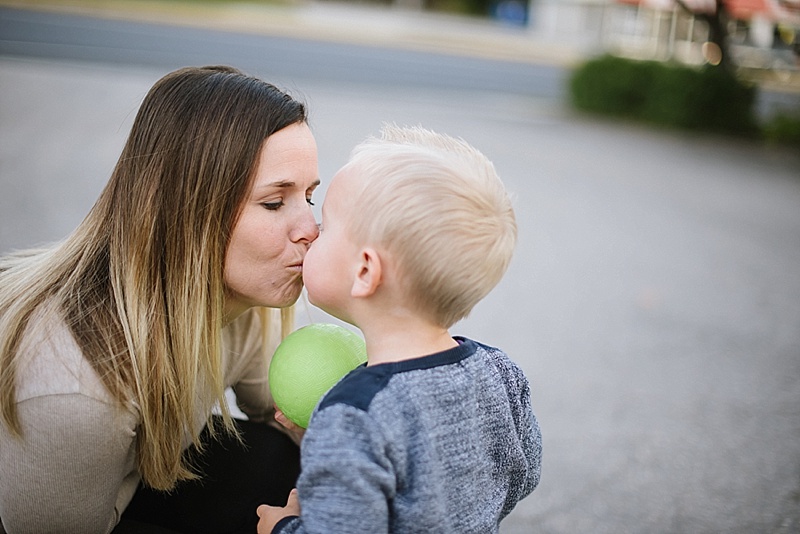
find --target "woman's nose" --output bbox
[293,206,319,244]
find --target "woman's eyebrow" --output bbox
[254,179,321,192]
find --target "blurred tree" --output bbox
[674,0,733,70]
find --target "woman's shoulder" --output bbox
[15,301,112,405]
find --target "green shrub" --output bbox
[763,113,800,147]
[569,55,758,135]
[570,55,652,117]
[693,65,758,134]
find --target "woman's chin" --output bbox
[266,284,304,309]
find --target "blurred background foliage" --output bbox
[569,54,800,145]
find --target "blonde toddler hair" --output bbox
[342,125,517,328]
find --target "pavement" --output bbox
[2,2,800,534]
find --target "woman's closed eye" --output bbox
[261,201,284,211]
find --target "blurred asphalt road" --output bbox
[2,2,800,533]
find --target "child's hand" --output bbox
[274,407,306,445]
[257,488,300,534]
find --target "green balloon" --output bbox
[269,323,367,428]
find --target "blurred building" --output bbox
[529,0,800,71]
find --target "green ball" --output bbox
[269,323,367,428]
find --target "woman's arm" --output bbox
[0,394,138,534]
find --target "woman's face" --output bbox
[224,122,320,320]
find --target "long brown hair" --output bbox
[0,66,307,490]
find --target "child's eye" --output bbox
[261,201,284,211]
[307,198,315,206]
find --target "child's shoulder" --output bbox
[317,363,393,415]
[467,337,517,365]
[317,339,481,415]
[467,338,530,390]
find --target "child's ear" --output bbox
[351,247,382,298]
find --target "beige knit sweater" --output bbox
[0,304,280,534]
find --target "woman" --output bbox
[0,66,320,533]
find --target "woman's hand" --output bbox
[274,407,306,445]
[257,488,300,533]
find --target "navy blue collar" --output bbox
[364,337,476,375]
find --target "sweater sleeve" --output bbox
[0,394,138,534]
[274,404,395,534]
[517,385,542,498]
[501,359,543,518]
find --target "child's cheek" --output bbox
[302,249,323,300]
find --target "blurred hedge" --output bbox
[569,55,759,136]
[763,113,800,148]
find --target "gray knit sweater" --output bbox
[274,337,542,534]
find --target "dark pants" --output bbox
[114,417,300,534]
